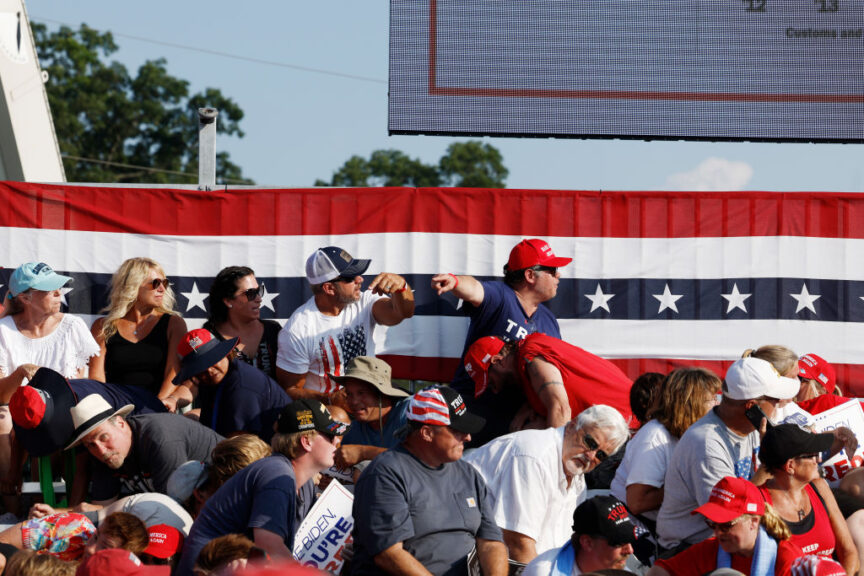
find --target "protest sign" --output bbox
[292,480,354,572]
[812,400,864,486]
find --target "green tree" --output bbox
[315,141,507,188]
[34,23,253,184]
[438,141,507,188]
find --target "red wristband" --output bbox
[448,273,459,289]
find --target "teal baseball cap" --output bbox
[8,262,72,298]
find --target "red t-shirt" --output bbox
[515,332,633,422]
[758,484,835,558]
[798,394,864,416]
[655,537,803,576]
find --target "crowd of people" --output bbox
[0,238,861,576]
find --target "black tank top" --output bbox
[104,314,170,395]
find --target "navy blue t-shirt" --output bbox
[342,398,408,449]
[176,453,315,576]
[199,359,291,442]
[351,446,503,576]
[70,379,167,416]
[451,280,561,394]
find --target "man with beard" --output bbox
[276,246,414,404]
[464,405,629,565]
[67,395,222,504]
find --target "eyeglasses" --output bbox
[705,517,745,532]
[531,265,558,276]
[582,432,609,462]
[236,285,264,301]
[150,278,171,290]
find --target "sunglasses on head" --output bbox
[237,285,265,301]
[705,517,745,532]
[582,432,609,462]
[150,278,171,290]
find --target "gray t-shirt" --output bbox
[656,408,759,549]
[351,445,503,576]
[89,413,223,501]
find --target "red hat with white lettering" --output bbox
[693,476,764,523]
[143,524,183,559]
[798,353,837,394]
[464,337,506,398]
[505,238,572,271]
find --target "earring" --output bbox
[227,304,232,308]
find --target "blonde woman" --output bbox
[649,477,802,576]
[743,345,814,427]
[88,258,187,400]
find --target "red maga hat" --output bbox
[464,336,506,398]
[692,476,764,523]
[506,239,572,271]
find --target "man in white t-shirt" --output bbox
[275,246,414,405]
[464,405,629,565]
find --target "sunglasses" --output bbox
[532,265,558,276]
[795,453,821,461]
[582,432,609,462]
[150,278,171,290]
[705,517,745,532]
[332,276,358,284]
[236,285,265,301]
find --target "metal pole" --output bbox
[197,107,218,190]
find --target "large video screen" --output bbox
[389,0,864,142]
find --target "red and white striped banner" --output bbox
[1,182,862,394]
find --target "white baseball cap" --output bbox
[724,357,799,400]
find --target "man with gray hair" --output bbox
[464,404,630,565]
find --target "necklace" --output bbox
[132,315,155,336]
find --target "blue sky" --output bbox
[28,1,864,192]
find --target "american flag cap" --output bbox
[407,386,485,435]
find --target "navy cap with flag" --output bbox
[173,329,238,385]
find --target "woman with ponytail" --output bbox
[648,477,803,576]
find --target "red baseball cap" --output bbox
[506,239,572,271]
[464,337,506,398]
[692,476,764,523]
[798,353,836,394]
[143,524,184,559]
